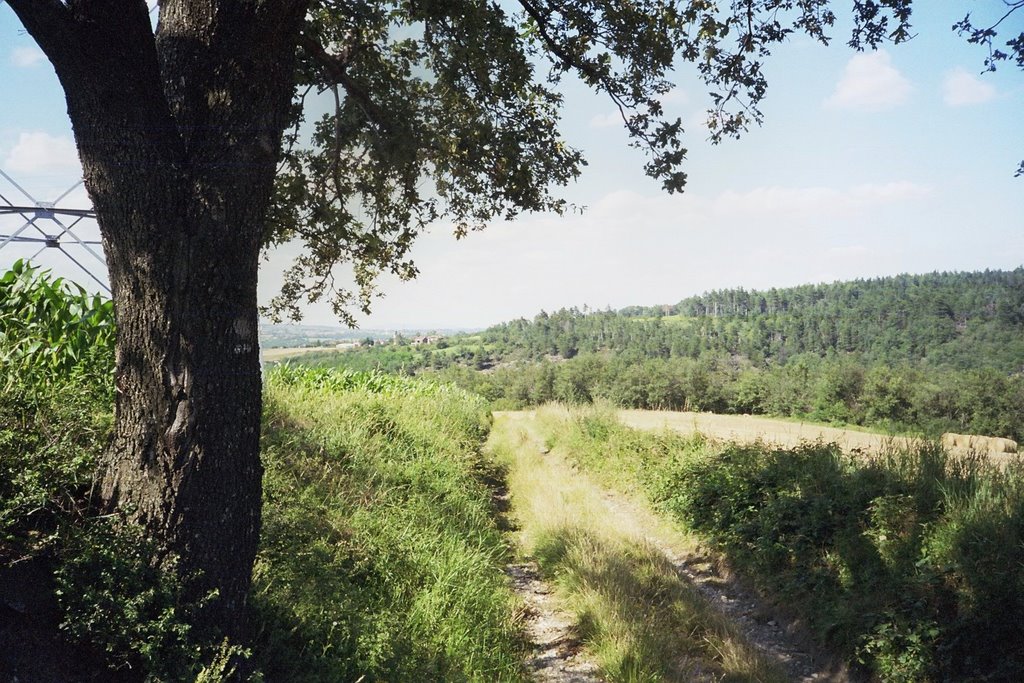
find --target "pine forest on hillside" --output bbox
[486,269,1024,370]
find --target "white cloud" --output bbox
[659,88,689,106]
[10,46,45,68]
[589,111,622,129]
[942,67,996,106]
[687,111,711,134]
[3,131,80,174]
[824,50,911,111]
[267,178,937,328]
[847,181,932,203]
[710,181,931,219]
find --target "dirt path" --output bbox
[496,411,845,682]
[492,417,605,683]
[618,409,920,456]
[492,466,604,683]
[594,488,843,682]
[505,561,604,682]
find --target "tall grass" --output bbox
[254,365,526,682]
[489,412,787,682]
[2,263,527,679]
[542,405,1024,682]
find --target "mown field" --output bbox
[617,409,922,455]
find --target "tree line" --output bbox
[430,354,1024,442]
[307,269,1024,441]
[484,269,1024,371]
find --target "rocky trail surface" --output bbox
[506,560,605,683]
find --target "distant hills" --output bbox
[264,268,1024,369]
[259,323,477,348]
[479,268,1024,372]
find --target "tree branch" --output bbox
[297,30,389,131]
[517,0,601,83]
[517,0,640,129]
[5,0,76,60]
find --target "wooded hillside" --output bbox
[302,269,1024,441]
[488,269,1024,370]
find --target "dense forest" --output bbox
[486,269,1024,370]
[293,269,1024,440]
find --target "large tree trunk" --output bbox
[98,180,267,639]
[9,0,308,641]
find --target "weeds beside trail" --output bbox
[542,403,1024,683]
[255,365,527,682]
[2,265,530,683]
[489,411,789,683]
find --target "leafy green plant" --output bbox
[860,618,939,683]
[0,259,114,386]
[54,521,219,681]
[0,382,110,542]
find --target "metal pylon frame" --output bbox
[0,167,109,293]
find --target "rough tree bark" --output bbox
[8,0,308,640]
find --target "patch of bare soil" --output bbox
[505,561,604,683]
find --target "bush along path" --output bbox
[534,403,1024,682]
[489,410,826,683]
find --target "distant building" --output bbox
[411,335,443,346]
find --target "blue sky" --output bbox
[1,4,1022,329]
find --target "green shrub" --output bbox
[54,521,224,680]
[544,407,1024,682]
[0,384,109,542]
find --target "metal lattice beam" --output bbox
[0,168,109,293]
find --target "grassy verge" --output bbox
[489,411,787,682]
[2,362,529,681]
[253,365,526,682]
[2,261,528,681]
[540,404,1024,683]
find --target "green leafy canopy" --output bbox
[262,0,1022,323]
